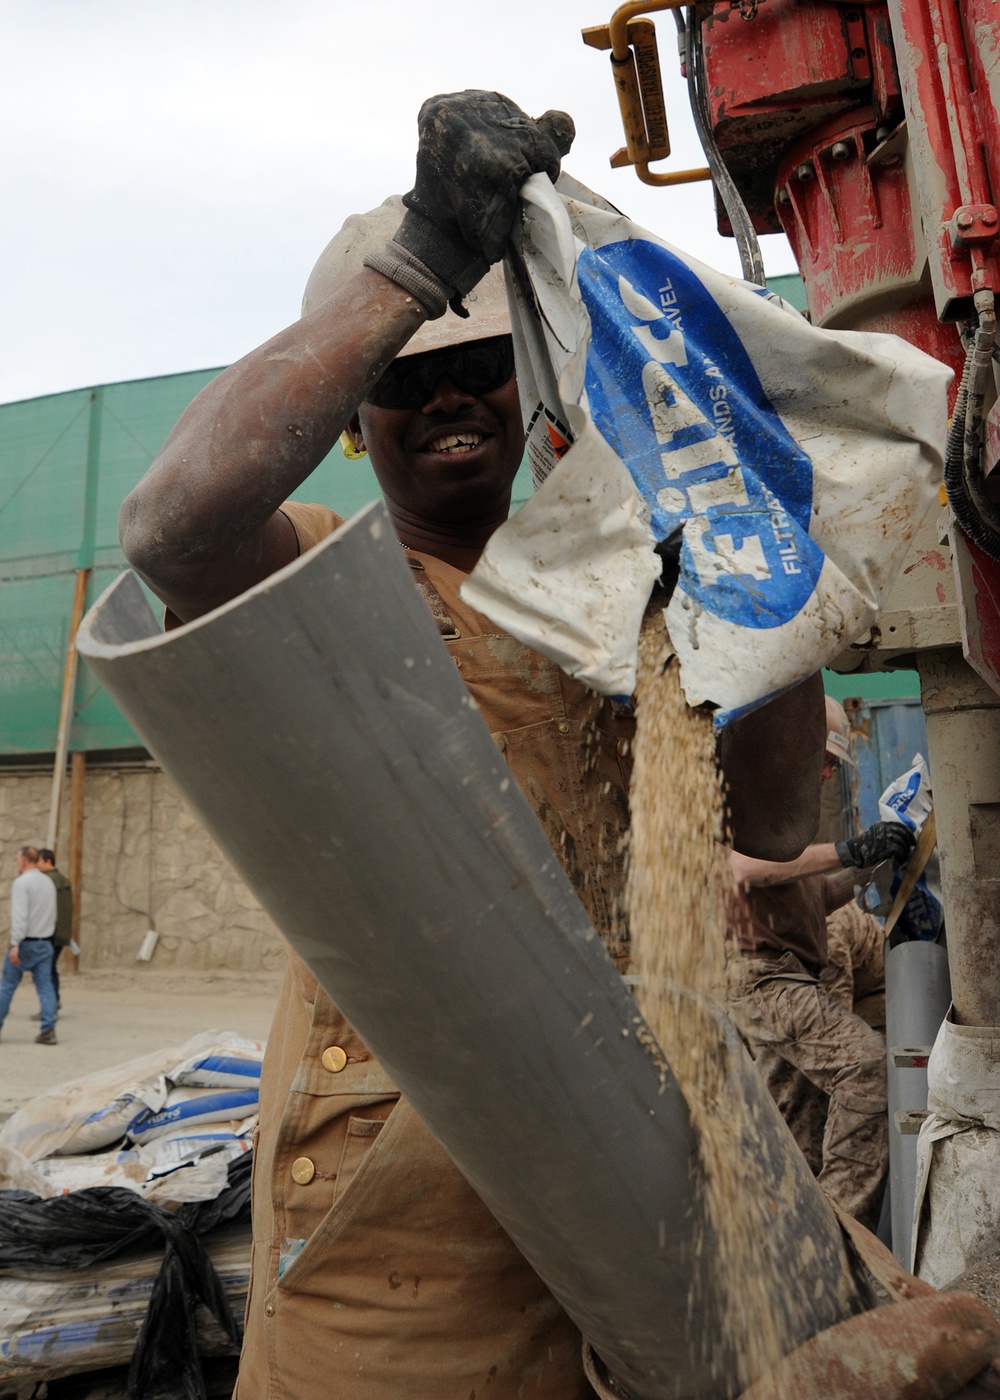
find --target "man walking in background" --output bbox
[1,845,58,1045]
[38,848,72,1013]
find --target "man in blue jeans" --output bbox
[1,845,58,1045]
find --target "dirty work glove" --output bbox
[364,90,574,319]
[836,820,916,869]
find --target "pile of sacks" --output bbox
[0,1030,263,1205]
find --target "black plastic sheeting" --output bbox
[0,1151,252,1400]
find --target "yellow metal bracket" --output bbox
[583,0,712,187]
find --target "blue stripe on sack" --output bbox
[187,1055,261,1079]
[577,239,824,632]
[157,1131,238,1142]
[136,1089,259,1134]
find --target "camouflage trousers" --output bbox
[755,904,886,1185]
[726,949,889,1230]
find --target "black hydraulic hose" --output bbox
[684,7,766,286]
[944,291,1000,561]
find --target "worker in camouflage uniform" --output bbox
[756,898,887,1180]
[726,697,914,1228]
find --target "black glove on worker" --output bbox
[836,820,917,869]
[364,90,574,319]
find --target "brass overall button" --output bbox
[557,721,570,734]
[321,1045,348,1073]
[264,1301,276,1317]
[291,1156,316,1185]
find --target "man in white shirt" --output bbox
[1,845,59,1044]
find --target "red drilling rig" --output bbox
[585,0,1000,1274]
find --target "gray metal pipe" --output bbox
[917,651,1000,1027]
[78,502,865,1399]
[885,939,951,1266]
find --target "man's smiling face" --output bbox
[356,340,524,528]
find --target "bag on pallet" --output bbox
[878,754,943,941]
[139,1118,255,1176]
[128,1086,259,1145]
[166,1033,265,1089]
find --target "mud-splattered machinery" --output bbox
[583,0,1000,1277]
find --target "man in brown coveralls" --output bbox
[120,91,828,1400]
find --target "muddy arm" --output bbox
[720,673,825,862]
[118,269,427,623]
[730,841,842,888]
[823,864,876,914]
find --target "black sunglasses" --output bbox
[365,336,515,410]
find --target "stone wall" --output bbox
[0,763,286,971]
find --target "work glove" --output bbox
[364,90,574,319]
[836,820,916,869]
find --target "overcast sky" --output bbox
[1,0,799,405]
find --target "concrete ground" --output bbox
[0,962,286,1117]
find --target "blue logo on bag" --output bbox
[577,239,823,629]
[884,771,921,829]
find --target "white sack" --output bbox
[0,1046,181,1162]
[32,1118,255,1201]
[879,754,933,833]
[877,754,944,939]
[140,1123,253,1176]
[142,1153,239,1205]
[912,1008,1000,1285]
[33,1150,153,1195]
[128,1085,259,1145]
[465,175,951,719]
[0,1029,260,1162]
[167,1034,265,1089]
[63,1076,168,1155]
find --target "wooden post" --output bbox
[47,385,102,853]
[66,751,86,973]
[45,567,91,851]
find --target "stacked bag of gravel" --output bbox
[0,1029,263,1202]
[0,1032,264,1394]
